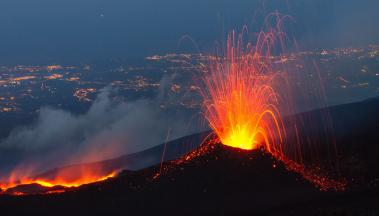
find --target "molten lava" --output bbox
[0,164,118,194]
[202,30,284,152]
[201,15,345,191]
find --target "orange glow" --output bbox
[201,14,345,191]
[202,29,284,152]
[0,165,117,194]
[0,123,124,195]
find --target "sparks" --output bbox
[202,29,284,152]
[201,14,345,191]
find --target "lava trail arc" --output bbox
[201,14,345,191]
[201,26,286,152]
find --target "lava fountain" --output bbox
[202,29,285,152]
[201,14,345,190]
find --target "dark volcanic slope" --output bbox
[0,145,323,215]
[32,131,209,182]
[1,144,378,216]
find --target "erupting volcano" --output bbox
[202,14,291,154]
[201,15,345,191]
[0,15,344,195]
[202,30,284,151]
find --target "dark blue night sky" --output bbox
[0,0,378,64]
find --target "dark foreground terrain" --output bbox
[0,144,378,216]
[0,97,378,215]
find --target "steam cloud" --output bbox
[0,85,203,179]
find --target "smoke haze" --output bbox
[0,86,204,179]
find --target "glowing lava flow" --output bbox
[0,166,118,194]
[202,29,285,152]
[1,173,116,189]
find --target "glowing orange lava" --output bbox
[202,30,284,152]
[0,165,118,194]
[201,15,345,191]
[1,173,116,190]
